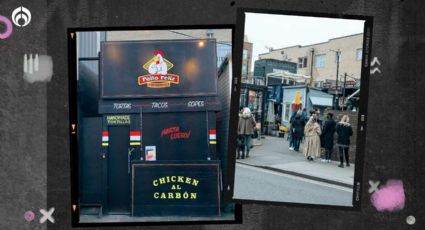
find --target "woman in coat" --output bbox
[336,115,353,167]
[237,107,256,159]
[321,113,336,163]
[303,115,322,161]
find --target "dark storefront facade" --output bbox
[78,39,226,217]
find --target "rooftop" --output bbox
[259,33,363,56]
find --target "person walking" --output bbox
[336,115,353,168]
[288,111,296,150]
[303,115,322,161]
[291,111,305,152]
[321,112,336,163]
[237,107,256,159]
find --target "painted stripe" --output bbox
[209,134,216,140]
[130,136,141,141]
[130,131,141,136]
[209,141,217,145]
[102,131,109,136]
[209,129,216,135]
[102,136,109,142]
[102,143,109,147]
[130,142,141,146]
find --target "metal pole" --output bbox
[334,50,340,110]
[342,72,347,111]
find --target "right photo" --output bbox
[233,11,369,207]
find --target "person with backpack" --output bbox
[237,107,256,159]
[336,115,353,167]
[291,111,305,152]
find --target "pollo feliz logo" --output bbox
[138,50,180,88]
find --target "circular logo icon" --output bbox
[11,6,31,27]
[0,15,13,39]
[406,215,416,225]
[24,210,35,222]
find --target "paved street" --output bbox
[234,164,352,206]
[233,135,356,206]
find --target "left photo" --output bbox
[69,28,238,225]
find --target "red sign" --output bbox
[161,126,191,140]
[344,80,356,86]
[138,74,180,88]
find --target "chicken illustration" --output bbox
[148,50,168,75]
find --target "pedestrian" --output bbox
[336,115,353,167]
[237,107,256,159]
[321,112,336,163]
[291,111,305,152]
[303,115,322,161]
[288,111,297,150]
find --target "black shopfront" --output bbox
[78,39,224,217]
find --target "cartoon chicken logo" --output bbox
[138,50,180,88]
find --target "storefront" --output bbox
[79,39,224,216]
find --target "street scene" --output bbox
[233,13,365,206]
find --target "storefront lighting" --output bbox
[198,41,205,48]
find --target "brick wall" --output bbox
[323,109,359,163]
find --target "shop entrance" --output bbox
[107,125,131,213]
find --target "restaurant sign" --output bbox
[132,163,220,216]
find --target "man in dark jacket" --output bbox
[321,113,336,163]
[291,111,305,152]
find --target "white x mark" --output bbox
[368,180,380,193]
[39,207,55,223]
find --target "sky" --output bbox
[245,13,365,71]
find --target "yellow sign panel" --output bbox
[106,115,131,125]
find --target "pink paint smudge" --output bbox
[371,179,405,212]
[0,15,13,39]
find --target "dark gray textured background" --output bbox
[1,0,424,229]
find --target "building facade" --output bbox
[258,33,364,86]
[253,59,298,86]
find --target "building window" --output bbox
[243,49,248,59]
[298,57,308,68]
[242,64,247,75]
[356,48,362,60]
[315,54,326,68]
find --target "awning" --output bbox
[309,96,333,106]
